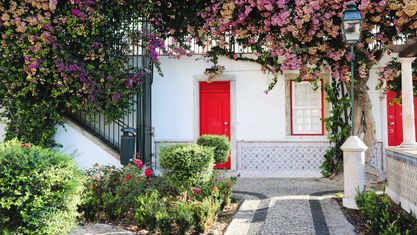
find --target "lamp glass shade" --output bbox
[342,4,363,44]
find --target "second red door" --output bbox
[387,90,417,146]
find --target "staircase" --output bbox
[69,20,154,163]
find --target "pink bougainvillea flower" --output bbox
[126,174,132,180]
[144,167,152,177]
[71,9,81,17]
[134,159,143,169]
[192,187,201,195]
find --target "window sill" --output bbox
[284,135,328,142]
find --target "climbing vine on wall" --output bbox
[321,80,351,177]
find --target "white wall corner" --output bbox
[55,119,121,169]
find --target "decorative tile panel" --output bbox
[237,141,329,172]
[153,140,384,177]
[386,149,417,207]
[370,142,384,172]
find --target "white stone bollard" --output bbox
[340,136,367,209]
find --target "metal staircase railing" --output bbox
[68,19,154,164]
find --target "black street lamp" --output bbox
[342,3,363,136]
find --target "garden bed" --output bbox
[73,197,243,235]
[336,194,417,234]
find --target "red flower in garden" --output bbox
[145,167,153,177]
[192,187,201,195]
[213,186,218,193]
[134,159,143,169]
[126,174,132,180]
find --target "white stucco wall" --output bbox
[0,118,120,169]
[152,55,388,143]
[153,55,287,142]
[55,120,121,169]
[368,67,384,142]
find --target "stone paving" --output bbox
[225,178,355,235]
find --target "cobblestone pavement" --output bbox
[69,223,134,235]
[225,178,355,235]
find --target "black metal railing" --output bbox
[69,19,154,164]
[157,36,253,55]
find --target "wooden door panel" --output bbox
[200,81,231,169]
[387,91,417,146]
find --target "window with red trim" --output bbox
[290,80,324,135]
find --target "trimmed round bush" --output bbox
[160,144,214,188]
[197,135,230,163]
[0,140,85,234]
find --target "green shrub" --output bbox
[136,190,167,233]
[80,160,146,221]
[172,200,195,234]
[192,197,219,233]
[215,177,237,210]
[197,135,230,163]
[355,190,404,234]
[0,140,85,235]
[160,144,214,188]
[136,190,197,235]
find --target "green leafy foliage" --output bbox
[192,197,219,233]
[160,144,214,189]
[136,190,170,234]
[135,188,219,235]
[321,80,351,177]
[197,135,230,163]
[0,0,147,147]
[80,155,236,234]
[356,190,417,234]
[80,160,147,221]
[0,140,85,234]
[172,200,195,234]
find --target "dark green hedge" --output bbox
[160,144,214,188]
[197,135,230,163]
[0,140,85,234]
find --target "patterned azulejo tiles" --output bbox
[237,141,384,173]
[237,142,329,172]
[386,149,417,206]
[386,149,417,168]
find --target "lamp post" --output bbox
[341,3,364,135]
[340,3,367,210]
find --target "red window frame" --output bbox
[289,79,325,136]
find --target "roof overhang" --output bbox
[387,37,417,57]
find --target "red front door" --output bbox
[200,81,231,169]
[387,91,417,146]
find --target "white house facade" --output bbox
[0,54,394,177]
[151,55,388,177]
